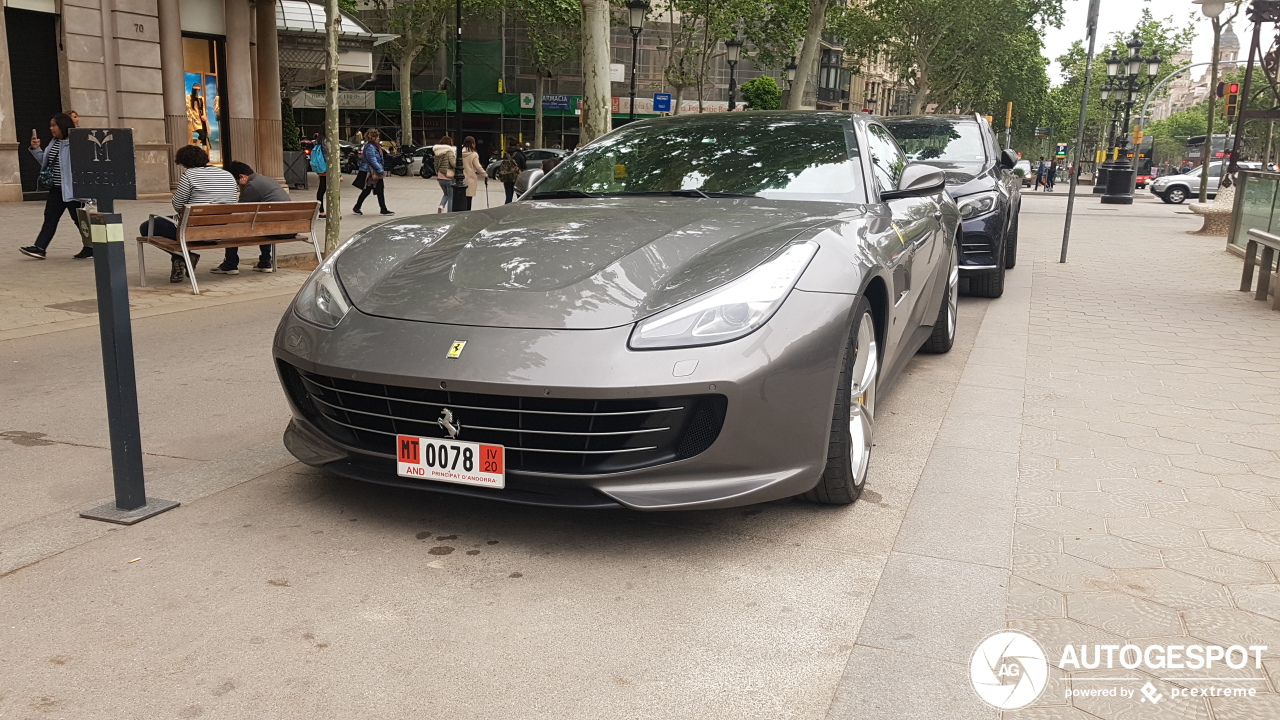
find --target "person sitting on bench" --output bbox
[138,145,238,283]
[213,161,296,275]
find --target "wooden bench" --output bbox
[137,201,322,295]
[1242,228,1280,311]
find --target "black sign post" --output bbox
[71,128,179,525]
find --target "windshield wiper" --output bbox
[529,189,598,199]
[610,190,751,198]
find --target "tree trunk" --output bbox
[323,0,341,256]
[788,0,830,110]
[673,85,684,115]
[910,73,929,114]
[399,46,421,147]
[580,0,612,142]
[535,73,545,148]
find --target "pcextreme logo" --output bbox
[969,630,1270,710]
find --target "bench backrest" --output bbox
[180,201,319,242]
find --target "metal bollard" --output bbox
[77,208,179,525]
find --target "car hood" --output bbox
[916,160,986,186]
[335,197,847,330]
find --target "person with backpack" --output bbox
[497,145,525,203]
[432,135,457,213]
[310,129,331,217]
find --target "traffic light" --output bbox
[1225,82,1240,119]
[1217,81,1226,98]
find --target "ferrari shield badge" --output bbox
[447,341,466,359]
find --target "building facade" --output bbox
[1149,26,1239,123]
[0,0,291,203]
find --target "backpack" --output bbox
[309,144,327,174]
[497,155,521,183]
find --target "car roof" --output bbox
[880,114,978,126]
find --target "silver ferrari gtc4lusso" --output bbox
[275,112,960,510]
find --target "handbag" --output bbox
[353,170,368,190]
[38,168,55,191]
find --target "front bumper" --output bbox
[957,209,1006,273]
[274,289,855,511]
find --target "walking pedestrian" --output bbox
[433,135,457,213]
[498,139,526,204]
[462,136,485,210]
[19,113,89,260]
[1034,156,1047,191]
[310,129,332,218]
[212,161,293,275]
[352,128,392,216]
[137,144,239,282]
[1045,160,1057,191]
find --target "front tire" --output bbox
[922,259,958,354]
[1004,211,1019,269]
[1166,187,1186,204]
[803,299,877,505]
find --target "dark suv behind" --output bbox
[883,114,1021,298]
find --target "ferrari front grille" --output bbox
[278,361,726,475]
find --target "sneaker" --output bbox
[170,257,185,283]
[352,207,363,215]
[380,210,395,216]
[210,265,240,275]
[253,265,275,273]
[73,247,94,259]
[19,246,46,259]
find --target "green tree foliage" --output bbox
[834,0,1063,115]
[740,76,782,109]
[370,0,453,146]
[511,0,578,145]
[281,96,301,151]
[1040,9,1195,158]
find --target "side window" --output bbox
[1207,164,1223,177]
[866,124,907,195]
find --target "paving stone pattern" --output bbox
[1005,197,1280,719]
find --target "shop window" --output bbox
[182,36,228,165]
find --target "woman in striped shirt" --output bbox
[138,145,239,282]
[19,113,86,260]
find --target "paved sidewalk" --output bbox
[1002,195,1280,719]
[0,174,509,338]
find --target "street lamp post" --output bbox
[451,0,468,212]
[627,0,649,122]
[784,57,797,109]
[1100,32,1161,205]
[1194,0,1227,202]
[1093,75,1125,194]
[725,37,743,111]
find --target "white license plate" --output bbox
[396,435,505,489]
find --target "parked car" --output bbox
[274,111,960,510]
[1150,162,1222,204]
[486,148,568,178]
[883,113,1022,298]
[1014,159,1032,187]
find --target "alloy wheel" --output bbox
[946,264,959,340]
[848,313,878,489]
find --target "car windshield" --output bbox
[532,114,863,203]
[884,119,987,164]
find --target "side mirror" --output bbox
[1000,149,1018,170]
[880,164,946,201]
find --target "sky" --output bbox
[1042,0,1228,86]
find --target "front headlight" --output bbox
[293,245,352,328]
[956,190,1000,220]
[629,242,818,350]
